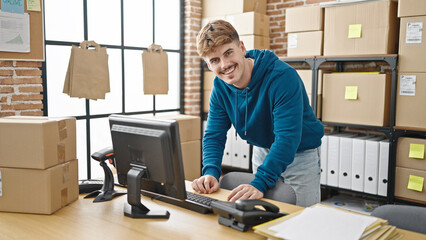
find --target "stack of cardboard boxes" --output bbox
[202,0,269,50]
[395,0,426,130]
[0,116,78,214]
[154,114,201,181]
[394,0,426,204]
[285,6,324,57]
[321,0,399,127]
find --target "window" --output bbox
[43,0,184,180]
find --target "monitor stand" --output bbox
[124,166,170,219]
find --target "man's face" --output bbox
[204,41,248,88]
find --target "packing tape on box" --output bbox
[61,162,70,207]
[61,188,68,207]
[0,170,2,197]
[57,143,65,163]
[58,120,68,141]
[63,162,70,183]
[58,119,66,130]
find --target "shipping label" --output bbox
[288,33,298,49]
[399,75,416,96]
[406,22,423,44]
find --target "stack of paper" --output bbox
[253,204,400,240]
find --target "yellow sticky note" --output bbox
[348,24,362,38]
[27,0,41,11]
[409,143,425,159]
[345,86,358,100]
[407,175,424,192]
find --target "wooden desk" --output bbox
[0,182,424,240]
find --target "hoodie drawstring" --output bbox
[244,87,249,136]
[235,90,238,140]
[235,88,250,139]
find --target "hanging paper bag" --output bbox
[142,44,169,95]
[63,40,110,100]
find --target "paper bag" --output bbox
[142,44,169,95]
[63,40,110,100]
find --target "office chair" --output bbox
[219,171,297,205]
[370,204,426,234]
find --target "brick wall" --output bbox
[184,0,203,116]
[0,61,43,117]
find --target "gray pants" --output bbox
[252,146,321,207]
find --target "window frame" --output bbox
[41,0,185,179]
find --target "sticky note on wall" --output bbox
[348,24,362,38]
[345,86,358,100]
[409,143,425,159]
[407,175,424,192]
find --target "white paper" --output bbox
[270,205,378,240]
[406,22,423,44]
[399,75,416,96]
[288,33,298,49]
[0,11,30,53]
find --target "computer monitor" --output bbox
[109,114,186,218]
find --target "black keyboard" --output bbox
[186,191,217,207]
[141,190,218,214]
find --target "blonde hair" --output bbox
[196,19,240,58]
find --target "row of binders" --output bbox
[222,126,251,170]
[321,133,390,196]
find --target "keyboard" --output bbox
[186,191,217,208]
[141,190,218,214]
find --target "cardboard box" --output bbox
[398,0,426,17]
[323,0,399,55]
[181,140,201,181]
[397,137,426,171]
[285,5,324,33]
[395,73,426,129]
[398,16,426,72]
[202,0,266,18]
[0,159,78,214]
[226,12,270,37]
[296,69,323,95]
[322,73,391,126]
[308,94,322,119]
[0,116,76,169]
[204,90,211,113]
[395,167,426,203]
[202,12,270,37]
[287,31,323,57]
[297,69,323,118]
[203,71,215,91]
[240,35,270,50]
[154,114,201,142]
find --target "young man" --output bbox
[191,20,324,207]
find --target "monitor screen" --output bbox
[109,114,186,200]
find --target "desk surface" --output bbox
[0,182,424,240]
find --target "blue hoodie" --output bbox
[202,49,324,194]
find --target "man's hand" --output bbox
[227,184,264,202]
[192,175,219,194]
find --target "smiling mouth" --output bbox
[221,64,236,75]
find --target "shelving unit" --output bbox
[200,55,425,207]
[281,55,425,207]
